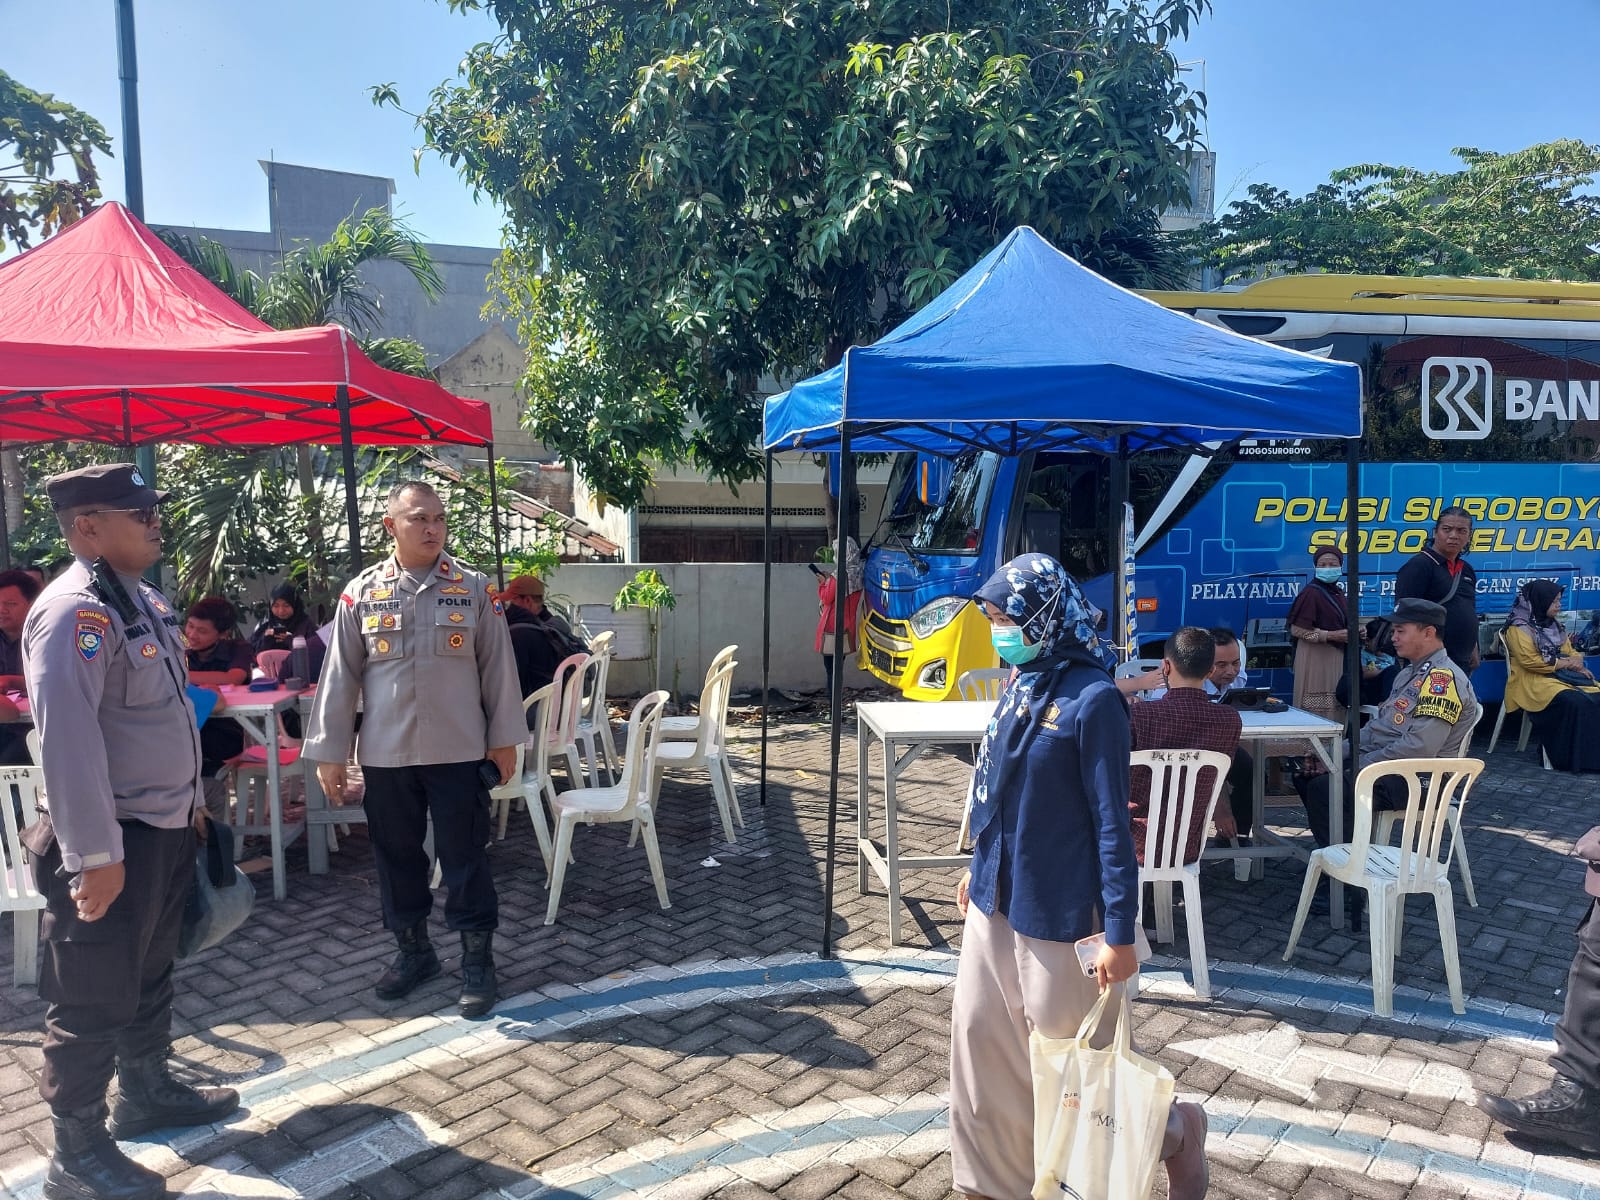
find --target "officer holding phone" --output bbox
[303,480,523,1018]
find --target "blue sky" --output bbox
[9,0,1599,250]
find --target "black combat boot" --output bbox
[45,1102,165,1200]
[1478,1075,1600,1154]
[374,921,441,1001]
[108,1052,240,1139]
[458,930,497,1018]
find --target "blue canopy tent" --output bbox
[757,226,1364,954]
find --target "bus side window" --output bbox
[1022,459,1107,578]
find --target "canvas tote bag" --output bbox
[1029,982,1175,1200]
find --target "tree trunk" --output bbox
[2,450,24,540]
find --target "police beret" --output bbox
[1389,597,1448,628]
[46,463,169,513]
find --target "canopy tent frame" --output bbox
[0,203,502,582]
[757,227,1365,958]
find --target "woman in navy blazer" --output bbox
[948,554,1208,1200]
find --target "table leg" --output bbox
[885,736,903,947]
[1251,743,1267,881]
[857,721,870,895]
[304,755,329,874]
[266,717,285,902]
[1328,733,1345,930]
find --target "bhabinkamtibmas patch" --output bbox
[1412,668,1462,723]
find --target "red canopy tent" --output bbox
[0,202,496,572]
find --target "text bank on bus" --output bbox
[859,273,1600,700]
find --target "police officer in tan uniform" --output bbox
[1300,598,1480,918]
[23,464,238,1200]
[304,480,524,1017]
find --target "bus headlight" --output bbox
[910,596,968,639]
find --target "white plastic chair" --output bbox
[951,669,1010,851]
[488,741,554,876]
[1284,756,1485,1017]
[0,766,47,986]
[1115,658,1165,679]
[656,659,743,843]
[545,690,672,925]
[1487,629,1540,760]
[662,645,739,741]
[574,631,620,785]
[547,652,590,786]
[1374,706,1483,906]
[1132,749,1231,999]
[956,667,1009,701]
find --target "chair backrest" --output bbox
[694,660,740,756]
[956,668,1010,702]
[0,766,45,909]
[1130,749,1232,872]
[549,652,590,746]
[573,653,606,729]
[616,690,670,814]
[707,644,738,678]
[582,633,615,723]
[1352,757,1485,889]
[25,728,40,765]
[523,683,556,777]
[1115,658,1164,681]
[256,649,291,681]
[1448,701,1484,756]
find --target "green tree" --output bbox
[384,0,1210,507]
[0,70,110,253]
[1187,140,1600,285]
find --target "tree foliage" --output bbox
[391,0,1211,506]
[0,70,110,253]
[1187,140,1600,285]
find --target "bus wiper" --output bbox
[889,531,931,575]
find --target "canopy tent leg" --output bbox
[821,430,854,959]
[336,385,363,576]
[487,441,505,590]
[761,451,773,807]
[1109,442,1131,661]
[1345,436,1363,750]
[0,443,10,569]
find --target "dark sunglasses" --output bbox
[86,506,161,526]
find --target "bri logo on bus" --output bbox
[1422,356,1600,441]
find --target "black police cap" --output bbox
[1388,597,1448,629]
[46,463,169,513]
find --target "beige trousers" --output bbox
[949,905,1109,1200]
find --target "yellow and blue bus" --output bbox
[859,274,1600,700]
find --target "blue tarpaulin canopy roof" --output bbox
[762,226,1363,456]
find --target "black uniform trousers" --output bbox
[363,761,497,933]
[1228,749,1254,839]
[1552,899,1600,1091]
[33,820,194,1114]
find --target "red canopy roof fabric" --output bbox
[0,202,492,446]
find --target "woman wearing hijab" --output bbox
[1504,579,1600,771]
[949,554,1208,1200]
[250,584,325,680]
[1286,544,1350,725]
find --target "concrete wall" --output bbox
[544,563,872,697]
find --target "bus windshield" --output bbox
[881,449,1000,553]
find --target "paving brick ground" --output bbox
[2,697,1598,1199]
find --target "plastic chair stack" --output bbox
[574,632,621,785]
[545,690,673,925]
[661,645,738,742]
[0,766,46,987]
[655,658,743,843]
[1284,756,1485,1017]
[1132,748,1231,999]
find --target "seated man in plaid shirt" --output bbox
[1128,626,1244,865]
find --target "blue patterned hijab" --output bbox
[969,555,1117,817]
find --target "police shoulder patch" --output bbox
[75,608,111,626]
[491,598,504,615]
[1412,668,1462,724]
[76,624,104,661]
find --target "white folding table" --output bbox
[1203,705,1348,929]
[855,699,993,946]
[218,686,307,900]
